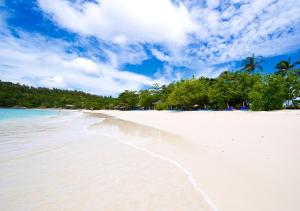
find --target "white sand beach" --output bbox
[1,110,299,211]
[88,110,300,211]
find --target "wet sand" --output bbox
[88,110,300,211]
[0,111,213,211]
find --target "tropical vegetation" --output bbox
[0,81,116,109]
[0,56,299,111]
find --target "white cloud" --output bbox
[0,33,159,95]
[206,0,219,9]
[195,63,236,78]
[38,0,196,45]
[65,58,99,74]
[37,0,300,70]
[151,49,170,62]
[179,0,300,67]
[40,76,67,88]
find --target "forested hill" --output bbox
[0,81,116,109]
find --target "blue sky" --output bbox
[0,0,300,95]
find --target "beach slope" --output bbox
[89,110,300,211]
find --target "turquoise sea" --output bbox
[0,108,58,121]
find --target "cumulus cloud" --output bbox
[0,33,159,95]
[37,0,300,68]
[65,58,99,75]
[40,76,67,88]
[151,49,170,62]
[1,0,300,94]
[38,0,196,45]
[163,0,300,69]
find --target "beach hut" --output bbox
[193,104,199,110]
[119,106,126,110]
[65,104,75,109]
[113,105,120,110]
[152,100,162,110]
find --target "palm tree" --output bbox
[241,54,264,74]
[275,58,300,76]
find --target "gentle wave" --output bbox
[101,132,219,211]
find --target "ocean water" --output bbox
[0,111,214,211]
[0,108,58,121]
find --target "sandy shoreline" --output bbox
[86,110,300,211]
[0,111,213,211]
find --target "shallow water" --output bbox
[0,108,58,121]
[0,111,213,211]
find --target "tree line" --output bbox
[0,56,299,111]
[0,81,116,109]
[116,56,300,111]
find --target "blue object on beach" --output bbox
[240,106,249,111]
[226,106,234,111]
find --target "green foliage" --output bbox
[263,75,287,110]
[155,102,168,110]
[0,81,116,109]
[248,79,265,111]
[249,75,289,110]
[210,72,240,109]
[118,90,139,110]
[138,88,161,109]
[166,78,209,110]
[138,90,153,109]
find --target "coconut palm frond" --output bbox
[291,61,300,68]
[241,54,264,73]
[275,58,300,76]
[275,61,288,70]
